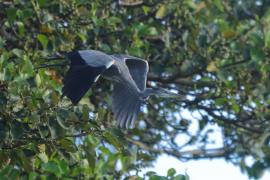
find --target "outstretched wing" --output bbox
[62,50,114,104]
[112,82,142,128]
[111,55,149,91]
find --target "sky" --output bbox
[141,109,270,179]
[143,155,270,180]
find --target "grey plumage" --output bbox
[61,50,182,128]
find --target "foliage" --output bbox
[1,0,270,179]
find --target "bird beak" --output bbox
[156,88,185,99]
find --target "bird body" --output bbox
[60,50,181,128]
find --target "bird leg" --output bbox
[44,52,65,61]
[35,53,69,70]
[35,63,67,70]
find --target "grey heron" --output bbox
[47,50,182,128]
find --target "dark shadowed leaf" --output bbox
[48,118,65,138]
[10,121,24,139]
[167,168,176,177]
[149,175,167,180]
[59,138,77,152]
[173,174,189,180]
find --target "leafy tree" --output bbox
[0,0,270,179]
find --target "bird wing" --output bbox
[112,82,142,128]
[62,50,114,104]
[111,55,149,91]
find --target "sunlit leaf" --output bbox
[156,5,166,19]
[37,34,49,49]
[206,61,218,72]
[38,152,49,163]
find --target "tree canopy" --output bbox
[1,0,270,179]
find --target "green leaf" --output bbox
[173,175,188,180]
[99,146,110,155]
[6,8,17,22]
[59,138,78,152]
[58,160,69,175]
[17,149,35,171]
[142,6,150,15]
[109,127,126,144]
[28,172,38,180]
[12,48,23,57]
[10,121,24,139]
[232,103,240,113]
[42,161,63,177]
[9,169,20,179]
[149,175,167,180]
[213,0,224,12]
[56,112,69,130]
[21,8,33,19]
[264,31,270,48]
[48,118,65,138]
[82,105,90,121]
[39,125,49,138]
[167,168,176,177]
[22,57,35,76]
[206,61,218,72]
[0,122,9,141]
[17,21,25,37]
[103,131,122,150]
[35,74,42,87]
[148,27,159,36]
[85,146,96,172]
[250,33,264,47]
[38,152,49,163]
[250,48,265,61]
[215,98,227,106]
[38,144,46,153]
[37,0,49,7]
[146,171,157,176]
[37,34,49,49]
[156,5,166,19]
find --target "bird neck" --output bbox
[140,88,157,100]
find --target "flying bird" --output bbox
[45,50,182,128]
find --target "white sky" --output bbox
[141,109,270,179]
[143,155,270,180]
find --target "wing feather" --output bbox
[62,50,114,104]
[125,100,140,128]
[112,82,142,128]
[111,55,149,91]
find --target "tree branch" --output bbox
[196,105,263,134]
[126,137,230,160]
